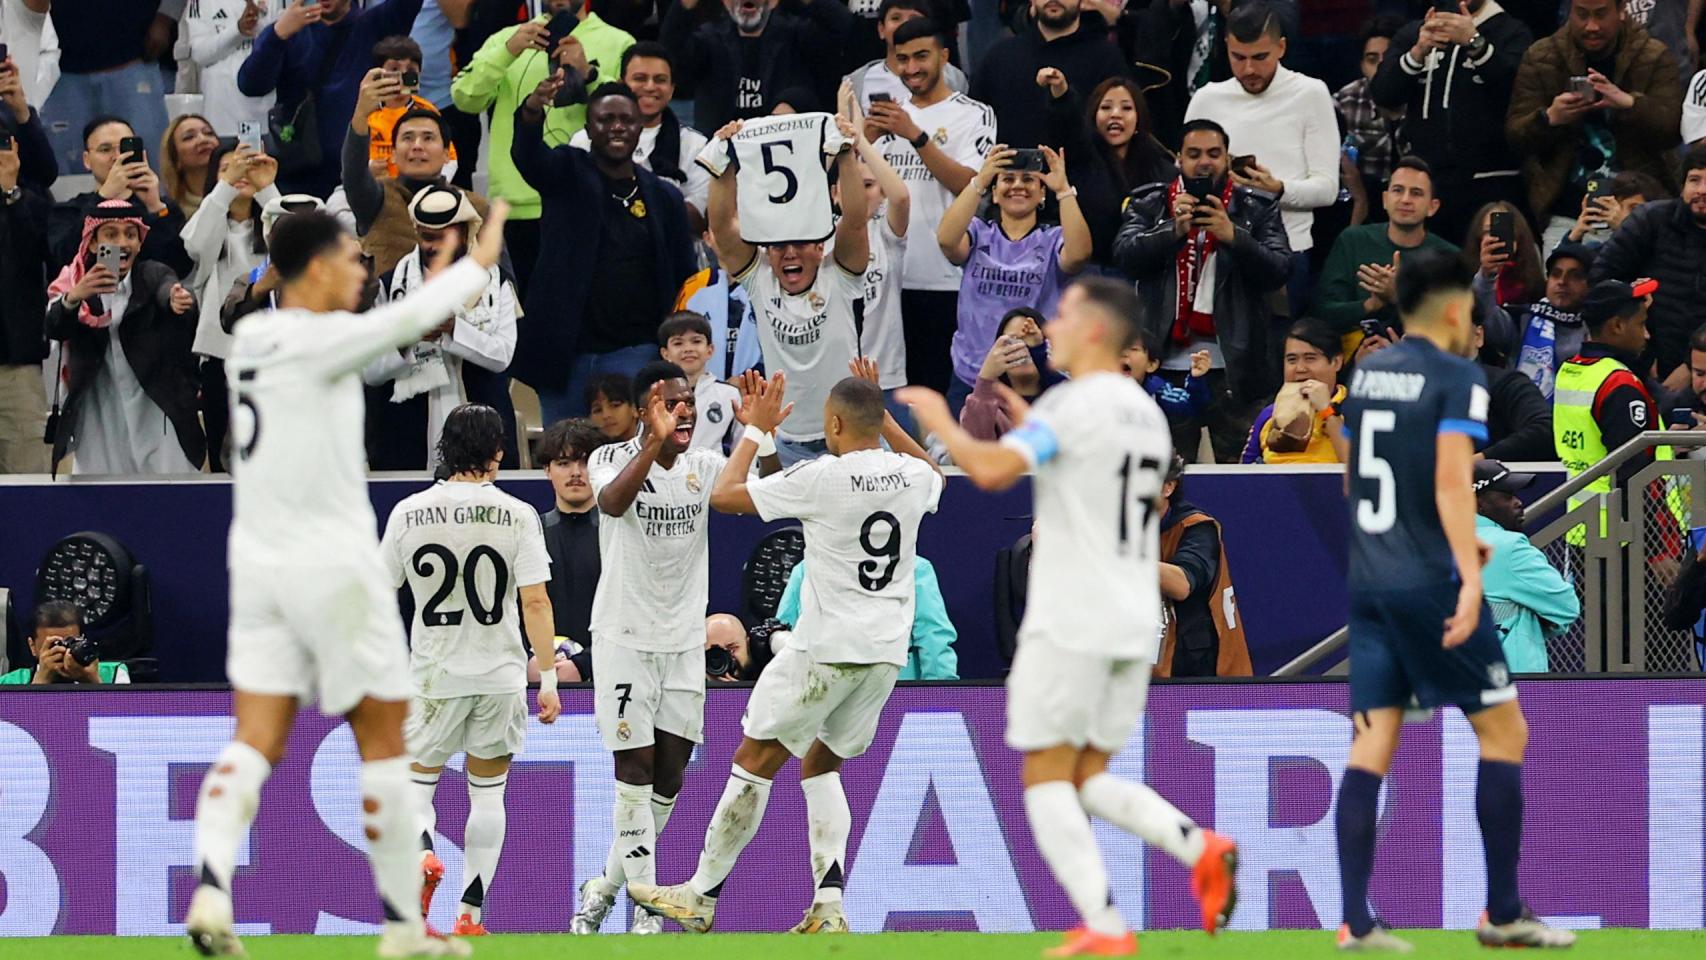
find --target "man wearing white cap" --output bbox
[363,185,518,471]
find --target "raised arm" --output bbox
[1042,145,1092,274]
[938,147,1007,266]
[830,117,869,275]
[596,387,676,516]
[898,385,1030,491]
[512,70,577,195]
[841,80,910,237]
[710,372,795,515]
[851,358,941,475]
[704,120,758,275]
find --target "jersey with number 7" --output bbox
[999,372,1173,661]
[1341,337,1491,592]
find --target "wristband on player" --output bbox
[743,424,777,456]
[537,668,558,691]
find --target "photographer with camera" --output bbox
[705,612,754,682]
[0,600,129,684]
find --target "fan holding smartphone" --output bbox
[363,36,459,181]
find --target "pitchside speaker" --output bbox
[741,526,805,627]
[35,532,153,665]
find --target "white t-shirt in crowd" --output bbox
[380,480,553,698]
[225,260,493,568]
[736,254,864,442]
[571,121,712,214]
[586,438,727,653]
[876,91,995,291]
[185,0,276,144]
[691,374,742,452]
[846,57,970,112]
[999,372,1173,662]
[748,448,943,666]
[828,213,907,389]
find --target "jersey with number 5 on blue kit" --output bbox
[1341,338,1490,592]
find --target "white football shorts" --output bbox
[226,561,413,716]
[591,640,706,751]
[742,645,899,760]
[1005,640,1152,754]
[405,692,528,767]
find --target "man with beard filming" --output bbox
[662,0,854,131]
[0,600,129,684]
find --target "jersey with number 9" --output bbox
[1341,337,1490,592]
[1000,372,1172,662]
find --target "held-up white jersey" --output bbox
[587,439,728,653]
[697,112,849,244]
[379,480,553,699]
[748,449,943,666]
[737,255,863,442]
[1000,372,1172,661]
[691,376,742,452]
[225,260,492,567]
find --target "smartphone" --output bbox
[1433,0,1460,12]
[119,136,145,166]
[546,9,575,47]
[216,135,239,154]
[1230,154,1255,176]
[400,70,420,91]
[1488,210,1516,248]
[1182,175,1217,200]
[1359,318,1387,339]
[1008,148,1047,172]
[0,43,10,64]
[95,243,122,276]
[238,125,264,151]
[1673,408,1697,429]
[868,92,894,104]
[1569,75,1603,104]
[0,132,12,152]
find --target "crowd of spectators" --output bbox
[16,0,1706,675]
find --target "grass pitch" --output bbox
[4,931,1705,960]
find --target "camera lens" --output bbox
[705,646,733,678]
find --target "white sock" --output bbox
[361,756,424,930]
[609,781,656,889]
[801,772,850,906]
[687,765,772,897]
[651,793,676,838]
[192,742,272,900]
[1079,772,1206,867]
[1025,781,1125,937]
[460,772,507,924]
[410,769,441,855]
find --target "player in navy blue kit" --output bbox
[1334,250,1575,953]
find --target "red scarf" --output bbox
[1168,176,1234,345]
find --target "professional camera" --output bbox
[705,644,739,680]
[54,634,100,667]
[746,618,791,657]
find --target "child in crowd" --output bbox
[1123,329,1211,424]
[585,373,639,443]
[658,311,741,451]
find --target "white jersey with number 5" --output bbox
[747,449,943,666]
[379,481,553,699]
[1000,372,1172,661]
[225,260,493,567]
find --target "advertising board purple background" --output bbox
[0,678,1701,936]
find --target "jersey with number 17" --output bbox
[1341,337,1490,593]
[1000,372,1173,662]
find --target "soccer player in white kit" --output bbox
[630,362,941,934]
[184,202,511,959]
[901,277,1239,959]
[377,404,562,937]
[570,361,779,935]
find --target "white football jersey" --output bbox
[587,439,727,653]
[185,0,276,143]
[748,449,943,666]
[379,480,552,698]
[827,214,907,389]
[698,113,849,244]
[691,376,741,452]
[225,260,492,567]
[876,93,995,291]
[1000,373,1173,661]
[737,255,863,442]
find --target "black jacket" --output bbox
[1160,501,1220,679]
[0,184,53,366]
[49,193,193,280]
[970,14,1129,150]
[509,106,696,391]
[0,105,59,192]
[1368,12,1533,178]
[1478,362,1553,462]
[661,0,854,132]
[1113,180,1292,402]
[1044,88,1175,263]
[45,259,206,468]
[542,506,600,658]
[1589,198,1706,379]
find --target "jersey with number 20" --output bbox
[1000,372,1172,661]
[1341,337,1490,592]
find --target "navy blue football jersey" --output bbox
[1341,338,1490,591]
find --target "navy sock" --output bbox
[1476,759,1525,925]
[1335,767,1383,937]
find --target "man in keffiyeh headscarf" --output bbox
[43,198,206,473]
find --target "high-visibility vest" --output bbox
[1553,355,1674,543]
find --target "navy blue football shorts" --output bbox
[1348,581,1517,715]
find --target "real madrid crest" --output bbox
[616,721,633,742]
[687,472,703,493]
[630,198,647,219]
[807,292,826,312]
